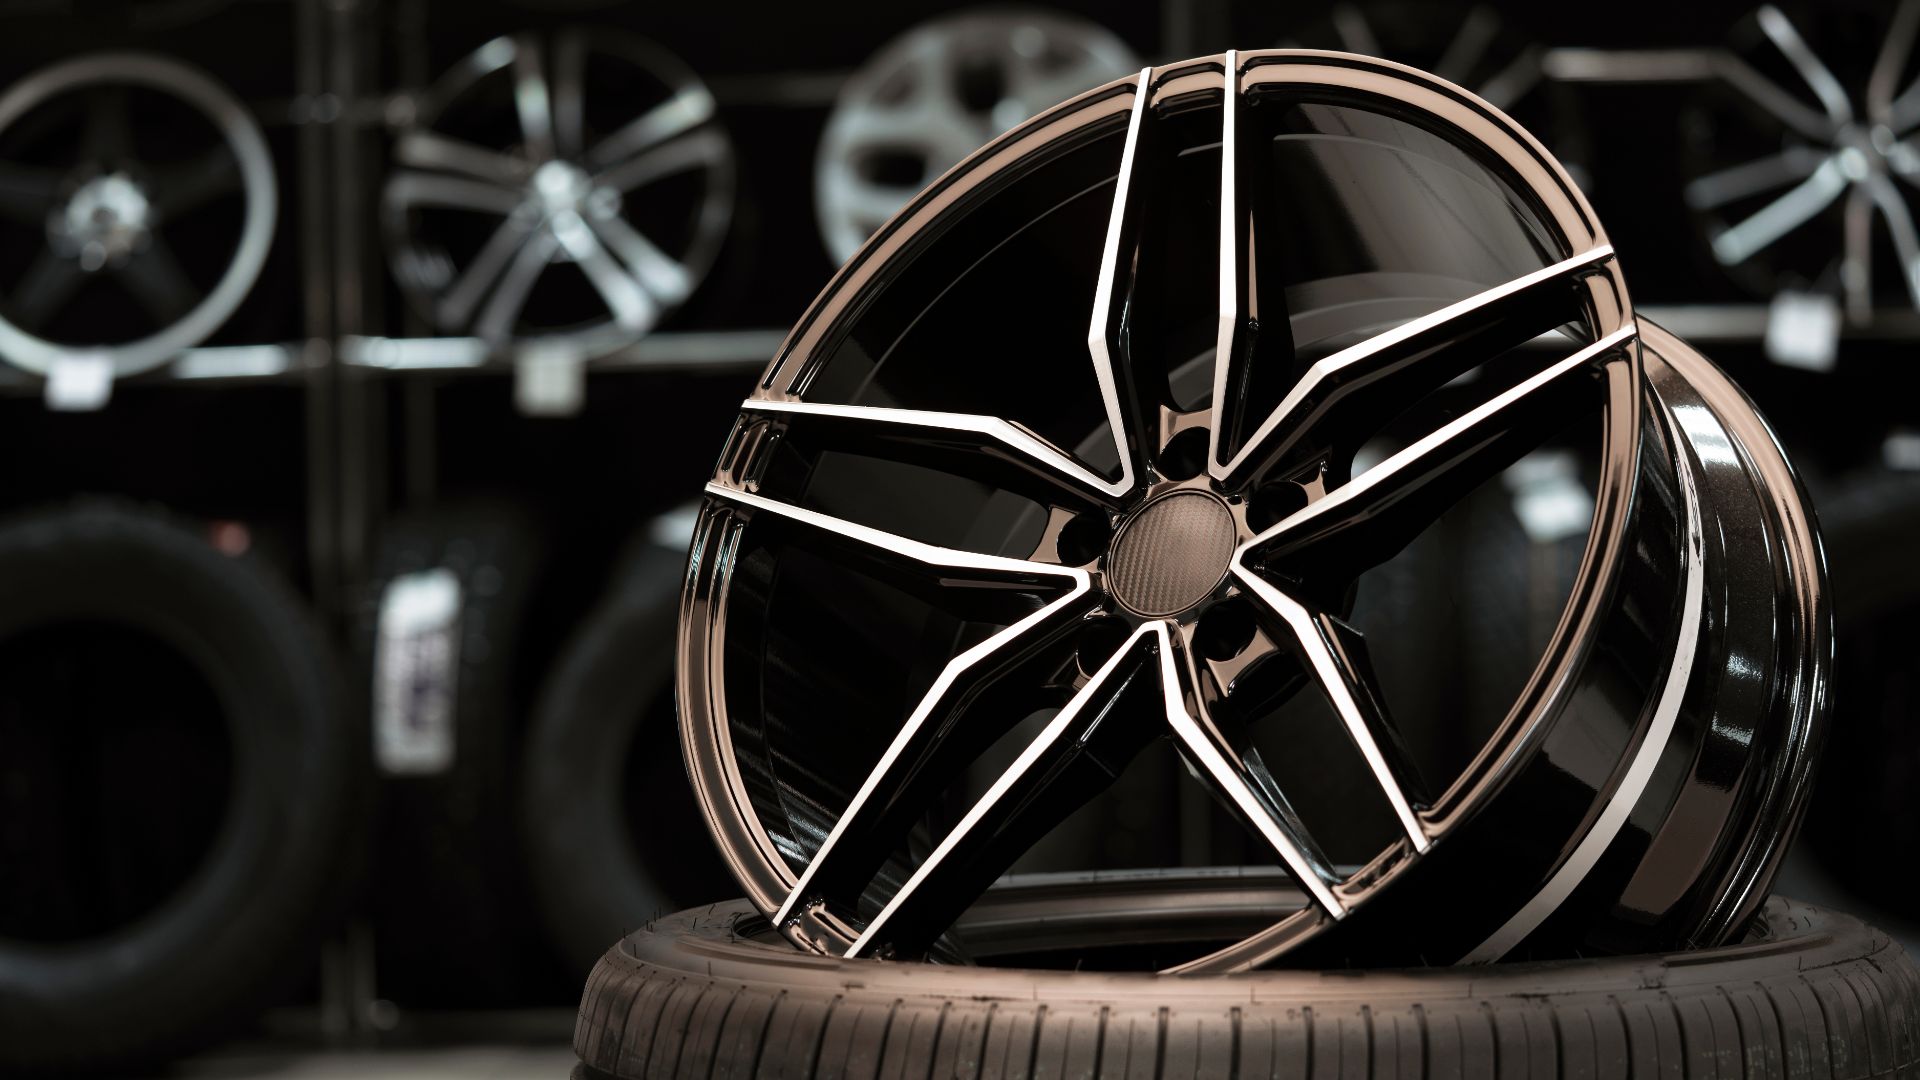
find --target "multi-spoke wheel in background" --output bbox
[1682,2,1920,324]
[383,28,733,354]
[0,53,275,378]
[813,8,1137,266]
[680,52,1829,971]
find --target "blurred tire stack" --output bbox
[0,0,1917,1074]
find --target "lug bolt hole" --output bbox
[1156,427,1210,481]
[1056,511,1112,566]
[1246,481,1310,533]
[1196,596,1257,661]
[1075,615,1132,678]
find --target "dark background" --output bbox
[1,0,1917,1074]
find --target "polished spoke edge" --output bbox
[1236,321,1639,555]
[1085,67,1154,499]
[740,399,1130,501]
[1155,621,1346,916]
[845,618,1153,954]
[1209,245,1619,482]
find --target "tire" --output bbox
[361,502,553,1004]
[523,523,735,980]
[0,501,357,1075]
[574,876,1920,1080]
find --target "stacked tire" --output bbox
[0,503,361,1075]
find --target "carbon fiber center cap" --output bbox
[1105,490,1236,617]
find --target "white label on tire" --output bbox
[374,568,461,775]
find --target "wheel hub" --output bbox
[1106,489,1235,618]
[50,172,151,271]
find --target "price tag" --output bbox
[373,568,462,776]
[515,345,586,417]
[1764,290,1839,372]
[45,352,115,412]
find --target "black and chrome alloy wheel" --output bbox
[382,28,733,354]
[680,52,1830,971]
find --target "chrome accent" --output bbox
[1461,393,1706,963]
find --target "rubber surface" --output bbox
[575,895,1920,1079]
[0,502,357,1075]
[523,528,735,980]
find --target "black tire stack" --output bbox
[0,503,362,1075]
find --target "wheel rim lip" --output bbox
[382,27,735,353]
[676,51,1760,970]
[0,52,278,378]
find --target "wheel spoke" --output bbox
[1714,53,1841,143]
[586,86,718,174]
[1682,146,1828,212]
[0,163,60,226]
[706,482,1090,597]
[739,399,1132,510]
[384,171,525,217]
[1240,323,1635,581]
[707,484,1095,939]
[585,211,693,305]
[1087,68,1159,498]
[473,225,558,344]
[552,28,589,161]
[1709,157,1847,266]
[1867,172,1920,309]
[1329,4,1381,56]
[1156,622,1343,915]
[116,236,201,323]
[846,620,1167,958]
[1870,0,1920,125]
[511,34,557,162]
[1211,51,1299,473]
[1845,183,1873,321]
[1755,5,1852,128]
[150,147,241,219]
[10,247,85,326]
[436,211,538,330]
[1227,579,1429,851]
[1211,246,1624,486]
[1434,6,1500,86]
[592,128,729,194]
[550,211,658,333]
[392,131,529,188]
[81,88,132,165]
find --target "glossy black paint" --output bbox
[677,51,1831,970]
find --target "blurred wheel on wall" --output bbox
[1680,3,1920,338]
[361,502,557,1004]
[814,8,1138,266]
[520,507,734,979]
[382,27,734,356]
[0,51,276,379]
[0,502,356,1074]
